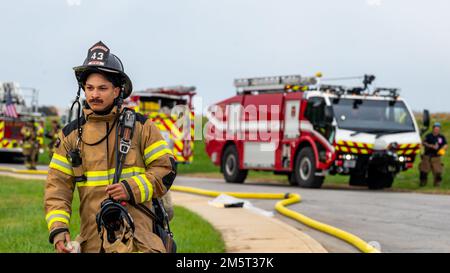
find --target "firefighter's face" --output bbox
[84,73,120,112]
[433,126,440,135]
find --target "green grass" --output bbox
[0,176,225,253]
[177,140,220,174]
[171,206,225,253]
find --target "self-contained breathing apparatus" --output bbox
[67,41,176,253]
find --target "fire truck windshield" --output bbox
[332,98,415,133]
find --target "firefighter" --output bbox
[45,120,61,158]
[44,41,177,253]
[20,120,39,170]
[419,122,448,187]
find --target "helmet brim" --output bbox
[73,65,133,99]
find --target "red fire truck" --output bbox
[123,86,196,164]
[0,82,44,161]
[205,74,428,189]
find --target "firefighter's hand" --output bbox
[106,183,130,201]
[55,232,72,253]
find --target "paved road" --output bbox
[173,176,450,253]
[3,162,450,253]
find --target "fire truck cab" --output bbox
[123,86,196,164]
[205,74,428,189]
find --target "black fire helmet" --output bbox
[73,41,133,98]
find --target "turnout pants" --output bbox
[419,155,443,186]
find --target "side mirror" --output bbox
[324,105,334,124]
[421,109,430,135]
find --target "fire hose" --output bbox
[171,185,380,253]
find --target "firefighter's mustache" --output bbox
[89,98,104,104]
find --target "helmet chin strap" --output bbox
[116,85,125,110]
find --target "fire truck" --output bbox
[0,82,44,161]
[123,86,196,164]
[205,74,429,189]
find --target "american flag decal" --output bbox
[3,87,18,118]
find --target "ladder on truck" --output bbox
[234,73,400,99]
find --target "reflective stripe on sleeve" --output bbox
[45,210,70,230]
[131,174,153,202]
[144,140,173,166]
[49,153,74,176]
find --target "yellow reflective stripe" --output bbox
[46,210,70,220]
[144,140,172,165]
[145,148,173,166]
[357,142,364,148]
[347,141,354,147]
[132,175,153,202]
[360,149,368,154]
[77,181,110,187]
[53,153,70,165]
[133,176,146,203]
[49,153,74,176]
[144,140,167,155]
[47,217,69,230]
[77,167,146,187]
[46,210,70,229]
[341,146,349,152]
[350,148,358,154]
[174,139,183,150]
[175,154,185,162]
[0,121,4,139]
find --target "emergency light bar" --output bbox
[234,74,318,93]
[312,85,400,99]
[144,85,196,93]
[140,85,196,96]
[372,88,400,98]
[234,75,317,87]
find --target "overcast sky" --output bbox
[0,0,449,113]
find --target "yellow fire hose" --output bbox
[0,166,48,175]
[0,167,379,253]
[171,185,380,253]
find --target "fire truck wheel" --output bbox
[293,147,324,188]
[287,173,297,186]
[349,173,368,186]
[222,145,248,183]
[367,171,393,190]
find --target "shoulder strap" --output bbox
[113,107,136,185]
[112,108,174,238]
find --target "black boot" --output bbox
[419,172,428,187]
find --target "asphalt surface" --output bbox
[2,162,450,253]
[173,176,450,253]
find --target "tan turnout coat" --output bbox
[44,106,176,252]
